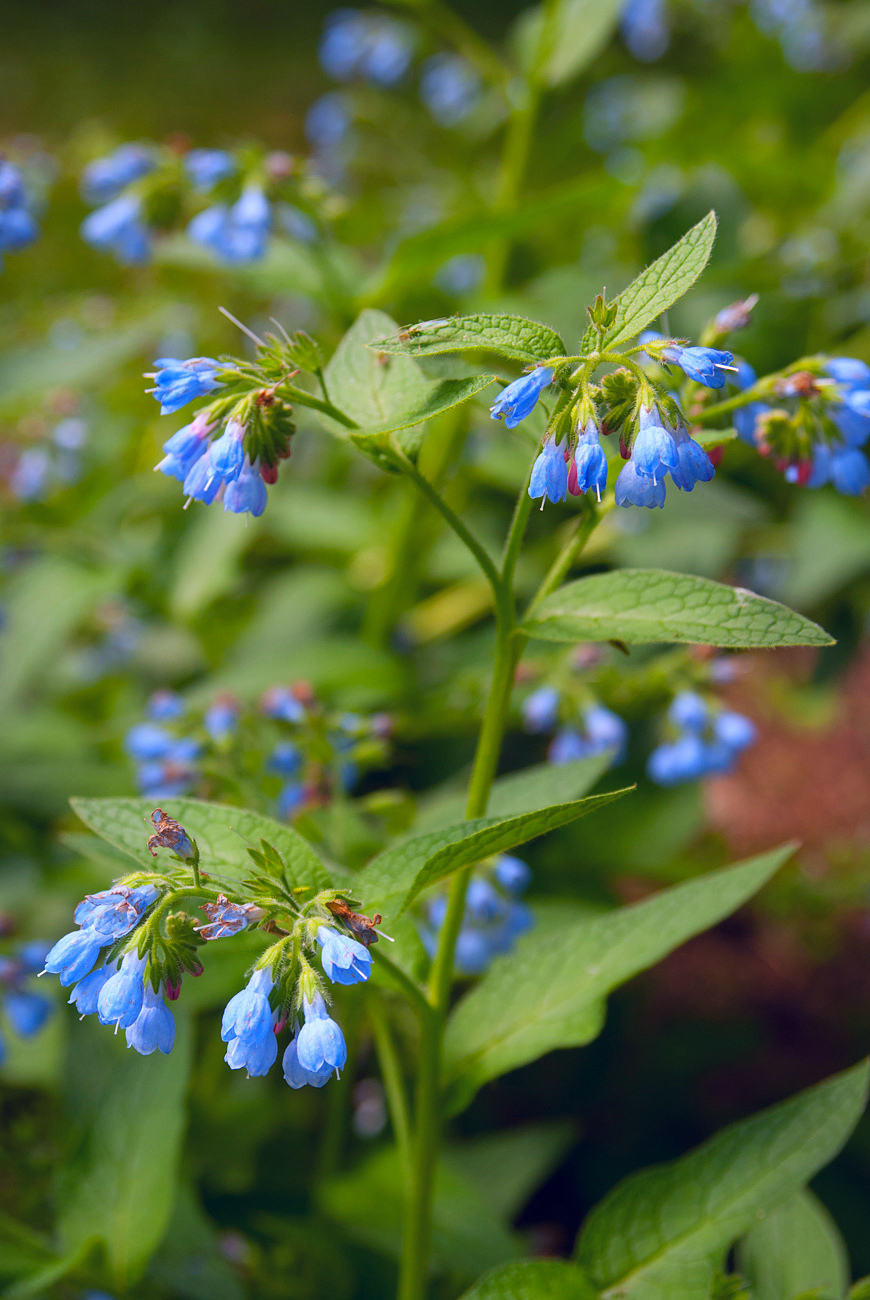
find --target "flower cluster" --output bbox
[80,142,332,267]
[647,690,757,785]
[0,940,52,1063]
[0,161,39,267]
[521,686,628,768]
[5,416,89,503]
[732,357,870,497]
[419,854,533,976]
[124,684,392,816]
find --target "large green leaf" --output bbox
[524,569,833,649]
[457,1260,598,1300]
[599,211,719,349]
[523,0,625,87]
[371,313,566,366]
[443,847,793,1112]
[414,754,614,834]
[318,1147,521,1278]
[357,789,631,919]
[576,1061,869,1300]
[58,1012,194,1288]
[71,796,332,892]
[735,1190,849,1300]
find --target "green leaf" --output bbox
[70,796,332,892]
[448,1122,577,1223]
[414,754,614,834]
[349,374,495,453]
[358,789,631,919]
[318,1147,521,1278]
[524,569,833,649]
[443,846,793,1113]
[530,0,625,87]
[457,1260,598,1300]
[146,1184,246,1300]
[169,505,263,619]
[590,212,718,350]
[576,1060,869,1300]
[735,1190,849,1300]
[371,313,566,366]
[58,1012,194,1288]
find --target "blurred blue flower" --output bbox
[80,144,154,204]
[204,694,239,743]
[522,686,560,734]
[81,193,150,264]
[184,148,236,190]
[320,10,413,86]
[621,0,669,61]
[420,53,480,126]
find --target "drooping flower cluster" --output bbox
[647,690,757,785]
[123,683,392,817]
[0,939,52,1063]
[419,854,533,976]
[521,685,628,768]
[0,161,40,267]
[732,357,870,497]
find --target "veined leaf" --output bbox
[583,212,718,351]
[576,1060,869,1300]
[71,796,332,892]
[371,313,566,366]
[524,569,833,649]
[443,846,793,1113]
[735,1190,849,1300]
[357,789,631,919]
[349,374,495,454]
[457,1260,598,1300]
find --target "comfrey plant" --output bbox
[57,211,870,1300]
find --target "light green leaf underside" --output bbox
[413,754,614,834]
[70,796,332,892]
[537,0,626,87]
[443,847,793,1113]
[350,374,495,444]
[601,211,719,349]
[371,313,566,366]
[576,1060,869,1300]
[735,1190,849,1300]
[457,1260,598,1300]
[524,569,833,649]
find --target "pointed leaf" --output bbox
[443,846,794,1113]
[524,569,833,649]
[371,313,566,366]
[736,1190,849,1300]
[457,1260,598,1300]
[576,1061,869,1300]
[71,796,332,892]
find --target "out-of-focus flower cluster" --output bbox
[419,853,533,975]
[0,933,52,1064]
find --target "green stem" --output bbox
[691,388,767,422]
[374,950,432,1023]
[484,83,542,294]
[401,459,502,597]
[524,495,613,621]
[369,993,412,1172]
[277,382,359,428]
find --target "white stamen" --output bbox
[715,364,740,372]
[374,928,395,942]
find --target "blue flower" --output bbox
[830,446,870,496]
[184,148,236,190]
[223,459,268,517]
[317,926,372,985]
[522,686,560,734]
[670,424,715,492]
[283,1034,334,1089]
[149,356,221,416]
[75,884,159,940]
[305,93,352,149]
[147,690,186,721]
[188,190,271,264]
[9,448,51,501]
[661,344,735,389]
[548,704,627,765]
[278,781,306,819]
[494,854,532,895]
[647,733,710,785]
[81,194,150,264]
[648,698,757,785]
[125,722,175,760]
[615,457,666,508]
[81,145,154,204]
[320,10,413,86]
[632,406,679,481]
[204,695,239,743]
[713,710,757,751]
[126,983,175,1055]
[222,967,277,1075]
[182,451,224,504]
[207,419,246,483]
[548,728,590,764]
[297,992,347,1074]
[568,422,608,500]
[267,742,302,776]
[529,436,568,505]
[669,691,709,732]
[136,760,197,799]
[262,686,306,723]
[491,367,555,429]
[68,963,114,1017]
[155,412,213,482]
[4,990,52,1037]
[621,0,670,60]
[97,950,148,1028]
[827,357,870,391]
[0,206,38,252]
[464,878,504,924]
[43,930,104,987]
[420,53,480,127]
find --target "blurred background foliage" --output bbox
[2,1,870,1297]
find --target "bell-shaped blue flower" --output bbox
[261,686,306,723]
[548,727,592,764]
[147,689,186,720]
[568,422,608,500]
[522,686,560,734]
[420,53,480,127]
[0,207,39,251]
[149,356,221,415]
[669,691,709,732]
[97,950,148,1028]
[4,990,52,1037]
[529,436,568,505]
[81,194,150,264]
[317,926,372,985]
[829,446,870,496]
[297,992,347,1074]
[647,733,711,785]
[826,357,870,390]
[661,344,734,389]
[632,407,679,481]
[713,710,757,751]
[207,420,246,483]
[75,884,159,940]
[124,722,175,761]
[670,424,715,492]
[583,704,628,759]
[223,459,268,517]
[81,144,154,204]
[278,781,306,818]
[43,930,104,987]
[464,878,505,925]
[283,1034,333,1089]
[491,367,555,429]
[204,695,239,743]
[126,983,176,1055]
[615,458,666,509]
[198,895,262,942]
[225,1021,278,1076]
[68,963,114,1017]
[182,451,224,504]
[222,966,274,1043]
[184,148,236,190]
[494,854,532,895]
[267,742,302,776]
